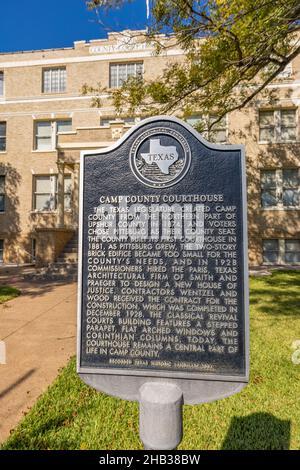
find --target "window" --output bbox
[0,72,3,96]
[57,120,72,133]
[282,169,299,207]
[35,122,52,151]
[64,175,72,210]
[259,111,274,142]
[186,114,227,143]
[34,119,72,151]
[209,115,227,143]
[100,118,112,127]
[186,115,202,127]
[263,239,279,264]
[109,62,143,88]
[261,169,299,209]
[261,170,277,208]
[42,67,66,93]
[263,239,300,265]
[259,109,297,142]
[285,240,300,264]
[0,240,3,263]
[0,175,5,212]
[33,175,56,211]
[33,175,72,211]
[0,122,6,151]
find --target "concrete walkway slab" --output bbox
[0,280,77,443]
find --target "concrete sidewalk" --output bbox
[0,279,77,443]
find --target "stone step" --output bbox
[26,272,77,282]
[62,247,78,253]
[65,242,78,247]
[56,258,78,264]
[26,271,77,281]
[56,254,78,263]
[23,259,78,281]
[63,246,78,252]
[52,264,77,271]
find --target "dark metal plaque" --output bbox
[77,116,249,385]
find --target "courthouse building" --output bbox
[0,31,299,268]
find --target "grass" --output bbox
[1,270,300,450]
[0,285,20,304]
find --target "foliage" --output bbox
[83,0,300,130]
[1,271,300,450]
[0,285,20,304]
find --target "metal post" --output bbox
[139,382,183,450]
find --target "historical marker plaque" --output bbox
[77,117,249,400]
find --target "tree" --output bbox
[84,0,300,130]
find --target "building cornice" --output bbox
[0,48,183,69]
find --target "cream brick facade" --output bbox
[0,31,299,267]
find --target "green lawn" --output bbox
[1,271,300,450]
[0,285,20,304]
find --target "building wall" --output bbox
[0,32,299,266]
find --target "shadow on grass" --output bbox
[2,407,86,450]
[222,412,291,450]
[250,271,300,317]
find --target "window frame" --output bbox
[0,122,6,152]
[258,108,298,144]
[185,114,228,143]
[260,168,300,210]
[34,119,72,151]
[284,240,300,264]
[262,239,279,265]
[33,174,56,212]
[32,174,72,212]
[109,62,144,89]
[263,238,300,265]
[42,67,67,94]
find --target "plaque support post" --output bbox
[139,382,183,450]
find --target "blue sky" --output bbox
[0,0,148,53]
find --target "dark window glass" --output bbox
[263,239,279,264]
[0,240,3,263]
[0,122,6,151]
[0,175,5,212]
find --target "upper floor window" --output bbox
[42,67,67,93]
[0,122,6,151]
[33,174,72,212]
[261,168,299,209]
[109,62,143,88]
[186,114,227,143]
[0,175,5,212]
[0,72,3,96]
[259,109,297,143]
[34,119,72,151]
